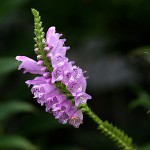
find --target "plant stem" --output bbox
[81,104,137,150]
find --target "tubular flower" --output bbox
[16,26,91,128]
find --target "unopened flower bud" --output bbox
[43,72,50,78]
[37,60,43,66]
[34,48,39,53]
[44,47,50,51]
[46,53,52,59]
[37,55,42,60]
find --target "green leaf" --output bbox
[129,92,150,109]
[139,143,150,150]
[0,57,18,75]
[130,46,150,56]
[130,46,150,63]
[0,100,35,121]
[0,135,38,150]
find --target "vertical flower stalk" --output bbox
[16,8,137,150]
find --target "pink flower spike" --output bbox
[16,25,92,128]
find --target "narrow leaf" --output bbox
[0,57,18,75]
[0,100,35,121]
[0,135,38,150]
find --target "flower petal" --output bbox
[16,56,43,74]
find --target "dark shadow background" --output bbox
[0,0,150,150]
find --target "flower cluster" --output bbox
[16,27,91,128]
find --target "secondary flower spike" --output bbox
[16,24,91,128]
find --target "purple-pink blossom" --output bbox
[16,56,43,74]
[16,26,91,128]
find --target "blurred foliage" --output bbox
[1,0,150,150]
[129,90,150,110]
[139,143,150,150]
[0,58,18,75]
[0,135,38,150]
[0,100,35,121]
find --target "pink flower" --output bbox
[16,56,43,74]
[16,26,91,128]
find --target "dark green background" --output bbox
[0,0,150,150]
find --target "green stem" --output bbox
[81,104,137,150]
